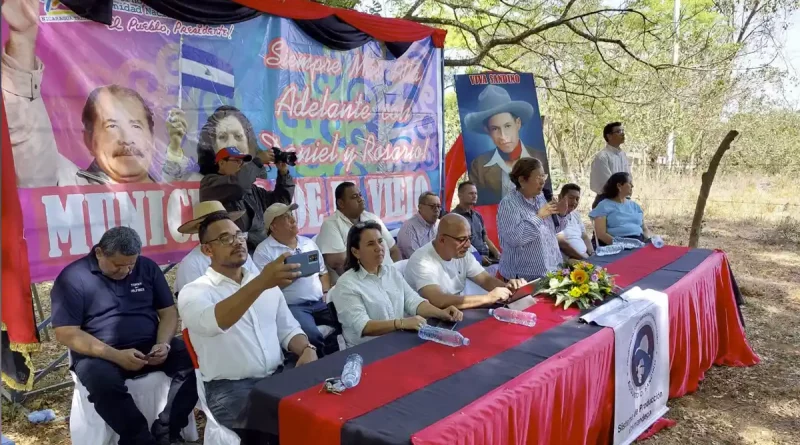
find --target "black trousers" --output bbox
[72,337,198,445]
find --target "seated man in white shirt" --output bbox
[316,181,400,279]
[253,203,337,356]
[174,201,259,294]
[404,214,527,309]
[556,184,595,260]
[177,212,317,437]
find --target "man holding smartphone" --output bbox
[178,212,315,440]
[253,203,339,355]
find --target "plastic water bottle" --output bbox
[614,237,646,249]
[341,353,363,389]
[651,235,665,249]
[596,244,625,256]
[27,409,56,424]
[489,307,538,327]
[418,325,470,347]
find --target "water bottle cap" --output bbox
[488,309,495,315]
[462,337,470,346]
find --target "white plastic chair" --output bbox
[393,259,408,275]
[181,330,241,444]
[194,370,241,445]
[69,360,198,444]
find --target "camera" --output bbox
[271,147,297,166]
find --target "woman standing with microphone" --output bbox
[497,158,569,281]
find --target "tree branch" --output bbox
[403,0,427,19]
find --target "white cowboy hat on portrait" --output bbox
[463,84,535,134]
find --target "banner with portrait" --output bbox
[453,72,550,206]
[581,287,670,445]
[2,1,443,282]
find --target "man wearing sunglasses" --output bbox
[404,214,527,309]
[590,122,631,208]
[396,191,441,259]
[178,212,316,440]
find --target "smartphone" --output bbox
[284,250,320,278]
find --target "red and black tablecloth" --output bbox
[242,246,759,445]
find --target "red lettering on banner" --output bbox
[347,53,424,86]
[363,172,432,224]
[264,38,342,77]
[469,74,488,85]
[19,174,434,282]
[361,134,430,165]
[488,73,521,84]
[274,84,372,122]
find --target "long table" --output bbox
[242,246,759,445]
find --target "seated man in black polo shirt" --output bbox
[51,227,198,445]
[451,181,501,265]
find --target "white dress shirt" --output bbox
[404,242,485,295]
[558,211,588,259]
[590,144,631,194]
[483,143,536,198]
[316,210,395,281]
[331,265,425,348]
[178,268,305,382]
[252,235,327,305]
[174,245,259,293]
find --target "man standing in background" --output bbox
[590,122,631,207]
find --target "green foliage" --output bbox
[319,0,800,176]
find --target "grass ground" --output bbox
[2,172,799,444]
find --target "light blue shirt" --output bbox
[589,198,644,238]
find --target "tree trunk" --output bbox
[688,130,739,248]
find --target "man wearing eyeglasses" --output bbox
[396,191,441,259]
[590,122,631,208]
[252,203,338,356]
[178,212,316,439]
[404,214,527,309]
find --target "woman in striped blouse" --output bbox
[497,158,569,281]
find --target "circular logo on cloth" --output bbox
[627,313,658,397]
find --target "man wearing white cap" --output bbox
[174,201,260,294]
[253,203,337,355]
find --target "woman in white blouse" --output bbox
[331,221,463,347]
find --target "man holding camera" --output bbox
[199,146,295,254]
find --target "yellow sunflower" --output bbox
[568,287,583,298]
[570,269,589,285]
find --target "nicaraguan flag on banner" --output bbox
[180,44,235,98]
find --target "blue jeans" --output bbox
[204,378,279,444]
[288,299,339,356]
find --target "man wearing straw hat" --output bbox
[174,201,260,294]
[464,84,551,206]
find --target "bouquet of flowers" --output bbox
[540,261,617,309]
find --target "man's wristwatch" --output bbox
[302,344,317,354]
